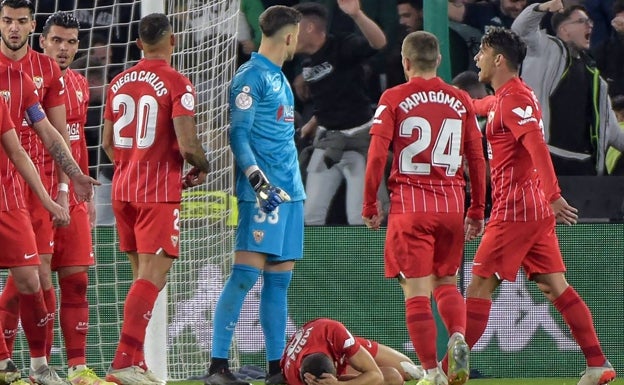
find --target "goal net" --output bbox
[3,0,240,381]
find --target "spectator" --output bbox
[238,0,265,66]
[512,0,624,175]
[585,0,615,48]
[294,0,387,225]
[591,0,624,97]
[606,95,624,175]
[386,0,473,88]
[448,0,528,33]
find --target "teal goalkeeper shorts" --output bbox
[235,200,304,261]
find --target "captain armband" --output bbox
[24,103,46,125]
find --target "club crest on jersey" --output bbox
[277,105,294,122]
[33,76,43,89]
[76,91,83,103]
[0,90,9,102]
[253,230,264,243]
[171,235,179,247]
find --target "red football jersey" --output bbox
[0,66,41,129]
[0,98,25,211]
[104,58,195,203]
[62,69,89,206]
[485,77,554,222]
[281,318,361,385]
[365,77,483,214]
[0,47,65,191]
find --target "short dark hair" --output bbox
[42,11,80,36]
[551,5,588,33]
[259,5,302,38]
[293,2,328,29]
[396,0,423,10]
[612,94,624,113]
[481,27,526,71]
[614,0,624,15]
[139,13,171,45]
[0,0,34,17]
[300,353,336,382]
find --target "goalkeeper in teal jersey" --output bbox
[204,5,305,385]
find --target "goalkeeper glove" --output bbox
[248,168,291,213]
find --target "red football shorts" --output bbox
[113,200,181,258]
[0,208,40,268]
[24,184,54,255]
[52,203,94,270]
[472,216,566,282]
[355,336,379,357]
[384,212,464,279]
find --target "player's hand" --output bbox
[44,198,70,227]
[612,15,624,33]
[551,196,578,225]
[182,167,207,189]
[71,174,101,201]
[464,216,484,241]
[53,191,70,227]
[303,372,339,385]
[362,200,383,230]
[248,169,290,213]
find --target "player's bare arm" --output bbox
[342,348,384,385]
[1,128,70,225]
[102,119,114,163]
[46,104,71,181]
[173,115,210,174]
[33,116,100,200]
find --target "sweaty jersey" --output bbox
[485,77,555,221]
[0,98,25,211]
[229,52,305,202]
[104,58,195,203]
[63,69,90,206]
[281,318,361,385]
[364,77,485,216]
[0,47,65,189]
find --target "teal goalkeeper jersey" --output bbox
[229,52,305,203]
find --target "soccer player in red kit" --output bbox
[281,318,403,385]
[0,0,98,375]
[467,27,615,385]
[0,95,70,385]
[362,31,486,385]
[102,13,210,385]
[39,11,114,385]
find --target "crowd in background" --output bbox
[45,0,624,225]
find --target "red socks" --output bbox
[43,287,56,360]
[18,290,48,358]
[433,284,466,336]
[465,297,492,349]
[405,296,438,369]
[111,279,159,369]
[553,286,606,367]
[0,276,20,354]
[60,272,89,367]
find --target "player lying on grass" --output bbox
[281,318,425,385]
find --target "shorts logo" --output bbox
[253,230,264,243]
[171,235,179,247]
[24,252,36,259]
[49,241,54,247]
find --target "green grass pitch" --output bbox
[169,380,624,385]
